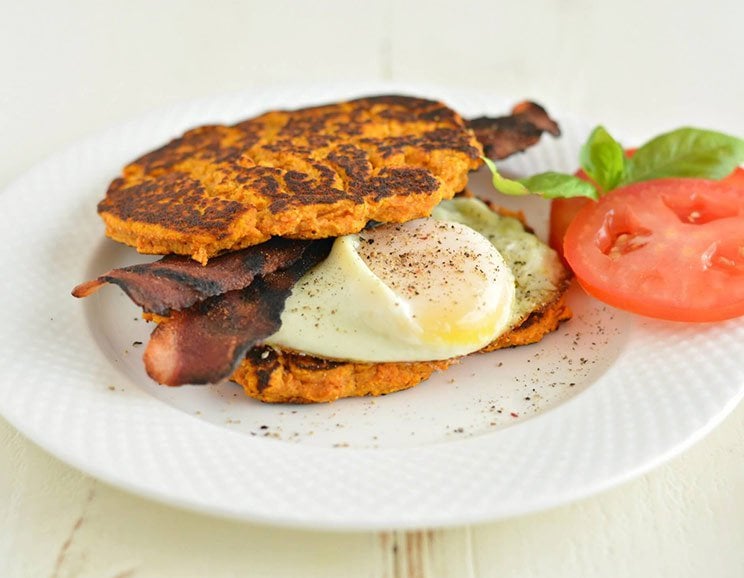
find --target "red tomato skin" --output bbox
[563,178,744,322]
[723,166,744,188]
[549,197,590,258]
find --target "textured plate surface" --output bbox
[0,83,742,530]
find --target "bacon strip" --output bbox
[468,101,561,160]
[143,240,333,386]
[71,238,311,315]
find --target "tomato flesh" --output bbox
[563,178,744,322]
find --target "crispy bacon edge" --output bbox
[142,239,333,386]
[467,101,561,160]
[71,238,312,315]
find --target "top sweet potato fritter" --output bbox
[99,95,483,264]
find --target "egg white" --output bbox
[266,216,516,362]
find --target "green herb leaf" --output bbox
[520,172,599,200]
[624,128,744,183]
[482,157,530,196]
[580,126,626,191]
[482,157,598,200]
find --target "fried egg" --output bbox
[266,217,516,362]
[431,197,566,327]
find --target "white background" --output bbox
[1,1,743,576]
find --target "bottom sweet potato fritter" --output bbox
[232,293,571,403]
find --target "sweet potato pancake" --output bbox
[99,96,483,264]
[233,293,571,404]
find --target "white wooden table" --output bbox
[1,1,743,576]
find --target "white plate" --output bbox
[1,83,742,530]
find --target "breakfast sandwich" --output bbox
[73,95,570,403]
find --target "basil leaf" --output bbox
[482,157,598,200]
[519,172,599,200]
[482,157,530,196]
[625,128,744,183]
[580,126,626,191]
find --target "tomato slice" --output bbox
[723,166,744,188]
[549,196,590,258]
[563,178,744,321]
[549,160,743,261]
[549,151,639,258]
